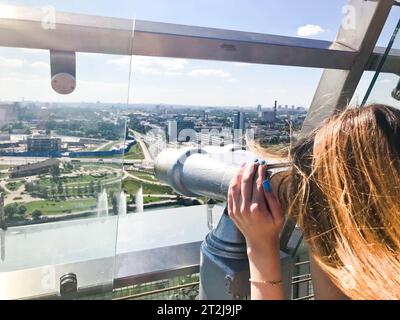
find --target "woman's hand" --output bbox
[227,160,285,254]
[227,160,286,300]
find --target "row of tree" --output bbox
[4,203,42,221]
[26,180,104,199]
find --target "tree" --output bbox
[5,204,18,220]
[78,185,84,196]
[89,181,95,195]
[18,205,27,216]
[51,164,61,182]
[25,182,33,193]
[57,181,64,195]
[32,210,42,220]
[40,186,48,199]
[65,187,70,197]
[84,185,89,195]
[96,181,102,194]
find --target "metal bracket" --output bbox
[50,50,76,95]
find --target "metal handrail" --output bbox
[0,4,398,73]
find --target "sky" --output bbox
[0,0,399,108]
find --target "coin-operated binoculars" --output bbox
[155,145,301,300]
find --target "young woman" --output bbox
[228,104,400,300]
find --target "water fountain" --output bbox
[96,189,108,217]
[118,191,127,215]
[135,185,144,213]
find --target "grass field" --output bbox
[124,143,144,160]
[131,172,158,182]
[122,178,174,195]
[6,181,24,191]
[97,141,121,151]
[0,172,9,179]
[142,196,163,203]
[24,198,98,216]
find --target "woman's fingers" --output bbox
[253,161,268,202]
[228,165,246,218]
[263,179,284,225]
[227,186,234,218]
[240,161,259,213]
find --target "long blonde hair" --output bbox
[289,104,400,300]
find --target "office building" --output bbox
[27,137,62,153]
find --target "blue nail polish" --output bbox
[260,160,266,166]
[263,180,272,192]
[254,159,259,163]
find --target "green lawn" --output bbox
[124,143,144,160]
[143,196,163,204]
[0,172,9,179]
[6,180,24,191]
[131,172,158,182]
[122,178,174,195]
[24,198,98,216]
[97,141,121,151]
[0,164,11,170]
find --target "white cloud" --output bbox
[189,68,231,78]
[31,61,50,69]
[297,24,325,37]
[107,56,188,76]
[0,56,26,68]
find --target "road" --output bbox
[129,130,153,162]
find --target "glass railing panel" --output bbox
[351,5,400,108]
[116,204,225,255]
[361,17,400,108]
[0,1,136,299]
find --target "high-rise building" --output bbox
[261,111,276,123]
[257,105,262,118]
[233,112,246,132]
[203,110,209,122]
